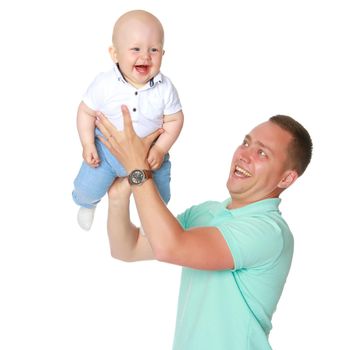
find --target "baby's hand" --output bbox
[83,143,100,168]
[147,145,165,170]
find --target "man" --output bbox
[95,106,312,349]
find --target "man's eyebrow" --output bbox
[257,141,273,154]
[245,134,274,154]
[244,134,251,141]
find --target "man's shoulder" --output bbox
[177,200,226,226]
[187,200,224,212]
[180,201,224,219]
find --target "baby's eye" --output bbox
[150,48,159,53]
[131,47,140,52]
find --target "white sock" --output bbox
[77,207,96,231]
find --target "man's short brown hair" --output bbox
[269,115,313,176]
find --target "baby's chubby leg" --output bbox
[73,160,116,208]
[72,156,116,230]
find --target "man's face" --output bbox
[226,121,297,208]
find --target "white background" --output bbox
[0,0,349,349]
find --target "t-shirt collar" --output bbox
[222,198,282,217]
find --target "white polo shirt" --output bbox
[83,64,182,137]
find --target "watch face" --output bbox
[130,170,144,184]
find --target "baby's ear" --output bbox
[278,170,298,189]
[109,46,118,63]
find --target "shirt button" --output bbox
[135,91,138,95]
[133,108,137,112]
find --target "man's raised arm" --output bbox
[96,106,234,270]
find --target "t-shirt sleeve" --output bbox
[177,209,189,230]
[162,77,182,115]
[82,73,106,111]
[218,217,284,270]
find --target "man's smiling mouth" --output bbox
[234,165,252,177]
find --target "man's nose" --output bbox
[239,148,251,163]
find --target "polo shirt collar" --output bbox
[222,198,282,217]
[113,63,163,88]
[151,71,163,84]
[114,63,127,83]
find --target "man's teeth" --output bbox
[235,166,252,177]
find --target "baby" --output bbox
[72,10,184,230]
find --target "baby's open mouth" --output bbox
[135,65,149,73]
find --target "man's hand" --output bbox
[82,143,100,168]
[95,105,163,172]
[148,144,165,170]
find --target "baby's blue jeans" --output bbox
[72,132,171,208]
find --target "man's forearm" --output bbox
[132,180,234,270]
[132,180,184,262]
[107,184,154,262]
[107,197,139,260]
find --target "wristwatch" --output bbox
[128,169,153,185]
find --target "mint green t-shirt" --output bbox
[173,198,293,350]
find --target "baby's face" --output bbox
[111,15,164,88]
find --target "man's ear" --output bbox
[278,170,299,189]
[109,46,118,63]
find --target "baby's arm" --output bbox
[147,111,184,170]
[77,101,100,168]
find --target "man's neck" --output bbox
[227,194,280,210]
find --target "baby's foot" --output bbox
[77,207,96,231]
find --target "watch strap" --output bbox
[143,169,153,180]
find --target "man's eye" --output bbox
[242,140,249,147]
[258,150,267,157]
